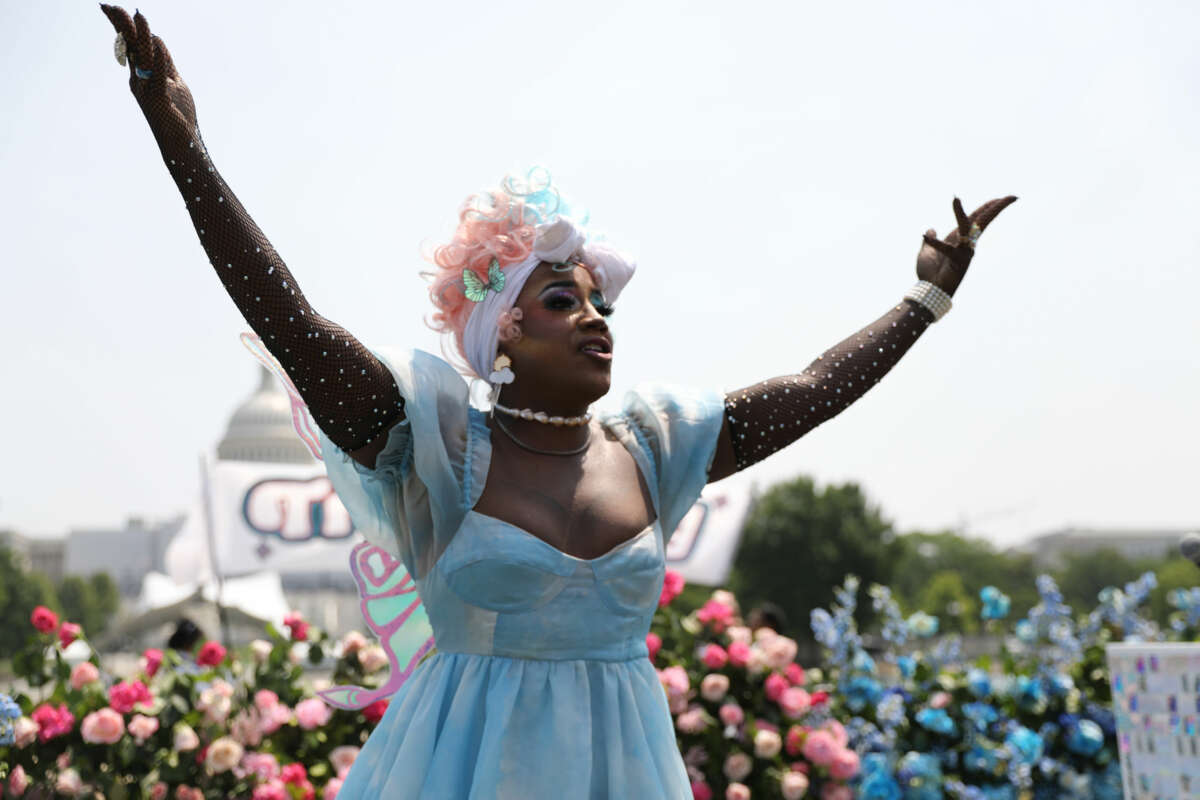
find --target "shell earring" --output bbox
[489,354,515,385]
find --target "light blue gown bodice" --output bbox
[319,349,725,799]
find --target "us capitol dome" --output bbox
[216,366,316,464]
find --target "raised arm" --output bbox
[707,196,1016,481]
[99,6,403,468]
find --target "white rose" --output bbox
[723,752,753,782]
[781,771,810,800]
[754,729,782,759]
[249,639,273,663]
[700,673,730,703]
[357,645,388,673]
[13,716,38,748]
[55,767,84,796]
[173,723,200,751]
[205,736,244,774]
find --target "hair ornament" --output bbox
[462,259,506,302]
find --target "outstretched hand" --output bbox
[100,5,197,139]
[916,195,1017,296]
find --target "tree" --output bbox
[0,546,58,656]
[1149,557,1200,624]
[1054,548,1141,613]
[58,574,100,635]
[90,571,122,630]
[729,476,899,638]
[919,571,978,633]
[890,531,1038,618]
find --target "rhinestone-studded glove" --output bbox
[723,196,1016,472]
[100,6,404,455]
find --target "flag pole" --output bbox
[199,452,232,646]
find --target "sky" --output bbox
[2,0,1197,548]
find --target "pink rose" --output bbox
[711,590,739,613]
[929,691,952,709]
[323,777,344,800]
[785,663,806,686]
[785,725,807,756]
[646,632,662,662]
[295,697,332,730]
[762,635,799,670]
[30,605,58,633]
[829,748,860,780]
[240,751,281,782]
[230,708,263,747]
[357,645,388,673]
[283,611,310,642]
[726,625,753,645]
[363,699,388,724]
[281,763,308,784]
[196,640,227,667]
[55,768,83,797]
[764,672,789,702]
[820,784,852,800]
[727,641,752,668]
[149,782,168,800]
[696,599,735,633]
[176,786,204,800]
[779,687,811,718]
[702,644,729,669]
[173,723,200,751]
[660,570,685,607]
[31,703,74,742]
[255,689,280,710]
[108,680,152,713]
[7,764,29,796]
[754,728,783,758]
[822,720,849,748]
[142,648,164,677]
[205,736,245,773]
[70,661,100,690]
[127,713,160,744]
[726,782,751,800]
[700,673,730,702]
[12,716,38,748]
[691,780,713,800]
[676,707,709,734]
[58,621,82,648]
[723,752,753,782]
[802,730,838,766]
[329,745,360,776]
[659,666,690,714]
[340,631,368,656]
[718,703,745,727]
[781,770,809,800]
[252,781,288,800]
[81,707,125,744]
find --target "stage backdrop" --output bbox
[166,460,751,586]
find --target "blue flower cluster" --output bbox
[979,586,1010,620]
[0,692,21,746]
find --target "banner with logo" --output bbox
[166,461,751,587]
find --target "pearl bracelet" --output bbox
[904,281,953,321]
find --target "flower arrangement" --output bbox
[651,574,858,800]
[0,607,390,798]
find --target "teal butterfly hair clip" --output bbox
[463,259,506,302]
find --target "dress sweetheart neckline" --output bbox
[465,509,657,565]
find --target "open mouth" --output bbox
[580,338,612,361]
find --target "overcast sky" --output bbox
[3,0,1197,547]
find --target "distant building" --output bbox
[64,516,184,596]
[1018,527,1193,569]
[0,530,65,583]
[217,365,316,465]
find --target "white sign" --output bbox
[665,487,752,586]
[1107,642,1200,800]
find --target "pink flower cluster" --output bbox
[109,679,153,713]
[30,703,74,742]
[283,611,311,642]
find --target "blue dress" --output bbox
[320,349,725,799]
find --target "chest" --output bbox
[472,429,656,560]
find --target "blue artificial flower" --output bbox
[897,655,917,679]
[980,586,1011,620]
[0,692,20,746]
[907,611,940,638]
[876,692,908,730]
[1048,672,1074,696]
[859,771,904,800]
[1005,725,1045,764]
[966,667,992,698]
[843,675,884,712]
[1014,675,1046,712]
[916,707,957,736]
[962,702,1000,732]
[853,649,878,675]
[963,744,1000,773]
[1066,719,1105,757]
[1085,702,1117,736]
[898,751,943,800]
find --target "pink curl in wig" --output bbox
[423,170,573,369]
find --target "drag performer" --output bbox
[100,7,1014,798]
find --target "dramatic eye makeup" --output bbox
[537,280,614,316]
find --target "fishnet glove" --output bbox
[100,6,403,453]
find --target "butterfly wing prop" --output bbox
[239,332,324,461]
[318,542,436,710]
